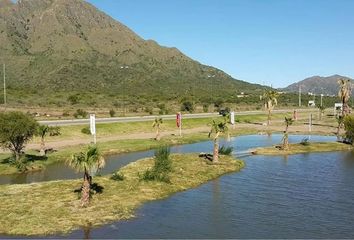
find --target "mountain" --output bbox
[0,0,264,108]
[283,75,354,96]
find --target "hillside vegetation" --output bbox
[0,0,264,110]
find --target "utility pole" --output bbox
[298,84,301,107]
[3,63,6,106]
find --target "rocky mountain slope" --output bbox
[283,75,353,96]
[0,0,264,107]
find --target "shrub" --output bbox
[111,172,125,181]
[344,115,354,144]
[203,104,209,113]
[181,101,194,113]
[141,146,172,183]
[62,110,70,117]
[109,109,115,117]
[300,137,310,146]
[73,109,88,119]
[81,126,91,135]
[145,107,153,115]
[219,145,234,155]
[67,95,80,105]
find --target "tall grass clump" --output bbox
[141,146,172,183]
[219,145,234,155]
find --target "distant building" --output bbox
[334,103,343,115]
[308,100,315,107]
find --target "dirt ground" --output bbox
[20,121,338,152]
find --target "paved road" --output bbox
[39,109,316,126]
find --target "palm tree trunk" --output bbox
[39,136,46,156]
[155,128,160,141]
[267,110,271,126]
[213,137,219,163]
[337,123,341,140]
[81,170,91,207]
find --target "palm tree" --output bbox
[261,90,279,125]
[282,117,294,150]
[338,78,352,117]
[152,117,163,140]
[336,115,344,140]
[36,125,61,156]
[208,119,228,163]
[67,145,105,207]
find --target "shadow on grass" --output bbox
[24,154,48,162]
[74,182,105,195]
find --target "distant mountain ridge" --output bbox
[0,0,264,107]
[282,75,354,96]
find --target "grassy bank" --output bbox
[0,154,244,236]
[0,127,255,175]
[253,142,353,155]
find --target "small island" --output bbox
[0,153,244,236]
[253,142,353,156]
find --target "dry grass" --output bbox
[253,142,353,155]
[0,154,244,236]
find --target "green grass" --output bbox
[0,154,244,236]
[0,127,256,175]
[253,142,353,155]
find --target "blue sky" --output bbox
[87,0,354,88]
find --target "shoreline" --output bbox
[0,154,244,236]
[252,142,353,155]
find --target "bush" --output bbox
[67,95,80,105]
[73,109,88,119]
[300,137,310,146]
[62,111,70,117]
[203,104,209,113]
[81,126,91,135]
[219,145,234,155]
[109,109,115,117]
[111,172,125,181]
[181,101,194,113]
[140,146,172,183]
[344,115,354,144]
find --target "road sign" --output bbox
[230,111,235,125]
[90,114,96,144]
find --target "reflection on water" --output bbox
[0,134,337,185]
[1,134,354,239]
[59,150,354,239]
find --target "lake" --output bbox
[2,134,354,239]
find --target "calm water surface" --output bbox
[0,134,336,185]
[2,134,354,239]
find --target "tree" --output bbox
[208,119,228,163]
[338,78,352,117]
[152,117,163,141]
[0,112,38,163]
[261,90,279,125]
[282,117,294,150]
[318,105,325,120]
[336,115,344,139]
[66,145,105,207]
[344,115,354,145]
[36,125,61,156]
